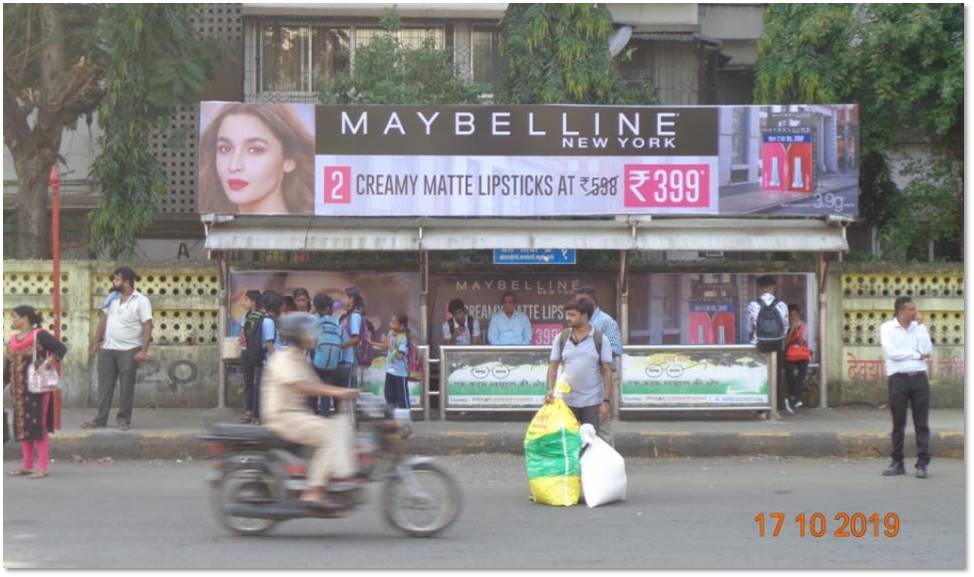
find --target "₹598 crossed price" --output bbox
[624,163,711,209]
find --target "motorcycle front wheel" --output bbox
[213,468,281,536]
[382,461,461,538]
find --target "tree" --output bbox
[498,4,653,104]
[320,10,484,105]
[754,4,963,261]
[3,4,223,259]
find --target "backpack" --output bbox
[242,312,269,366]
[313,315,343,370]
[556,328,605,361]
[447,316,476,340]
[343,312,375,368]
[754,298,786,352]
[406,334,423,380]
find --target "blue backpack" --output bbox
[313,315,343,370]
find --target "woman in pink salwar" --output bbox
[4,305,67,479]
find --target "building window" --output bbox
[471,25,502,90]
[313,27,351,89]
[259,25,313,92]
[256,23,444,96]
[354,26,444,51]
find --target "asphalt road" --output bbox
[3,455,965,569]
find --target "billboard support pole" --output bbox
[216,254,229,410]
[616,250,629,419]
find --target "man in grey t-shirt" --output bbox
[544,296,614,434]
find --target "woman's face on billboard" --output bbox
[215,113,295,212]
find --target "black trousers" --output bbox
[888,372,931,467]
[784,360,809,402]
[241,356,261,418]
[384,373,411,410]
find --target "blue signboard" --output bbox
[493,249,576,265]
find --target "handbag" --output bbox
[27,330,61,394]
[784,326,811,363]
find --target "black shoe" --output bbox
[916,465,928,479]
[882,462,906,476]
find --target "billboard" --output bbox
[199,103,859,218]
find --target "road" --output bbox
[3,455,964,569]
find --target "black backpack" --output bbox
[754,298,785,352]
[447,316,476,339]
[242,312,271,366]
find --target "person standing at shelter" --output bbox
[293,288,312,313]
[576,286,622,445]
[544,296,614,433]
[338,287,366,394]
[487,292,533,345]
[880,296,933,479]
[238,290,265,423]
[442,299,481,346]
[310,292,343,416]
[245,290,283,423]
[783,304,812,414]
[83,267,153,431]
[747,275,789,411]
[374,313,412,410]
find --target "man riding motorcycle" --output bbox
[260,312,361,506]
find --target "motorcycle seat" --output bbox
[206,423,302,450]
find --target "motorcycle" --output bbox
[200,393,461,538]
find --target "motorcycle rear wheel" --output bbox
[382,461,461,538]
[214,468,281,536]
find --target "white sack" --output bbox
[579,423,627,508]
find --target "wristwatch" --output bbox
[602,398,611,404]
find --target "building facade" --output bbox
[3,3,769,261]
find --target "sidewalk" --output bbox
[3,407,964,462]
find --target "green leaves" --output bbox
[88,4,223,258]
[320,12,484,105]
[498,3,651,105]
[754,4,963,261]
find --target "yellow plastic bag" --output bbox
[524,382,581,506]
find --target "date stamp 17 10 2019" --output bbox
[755,512,901,539]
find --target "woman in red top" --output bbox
[783,304,812,414]
[4,305,68,478]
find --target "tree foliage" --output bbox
[754,4,963,261]
[3,4,222,259]
[89,5,223,258]
[498,4,653,104]
[320,10,484,105]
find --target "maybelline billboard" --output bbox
[198,102,859,218]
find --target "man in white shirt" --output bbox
[83,267,153,431]
[879,296,934,479]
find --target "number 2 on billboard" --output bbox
[324,166,351,204]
